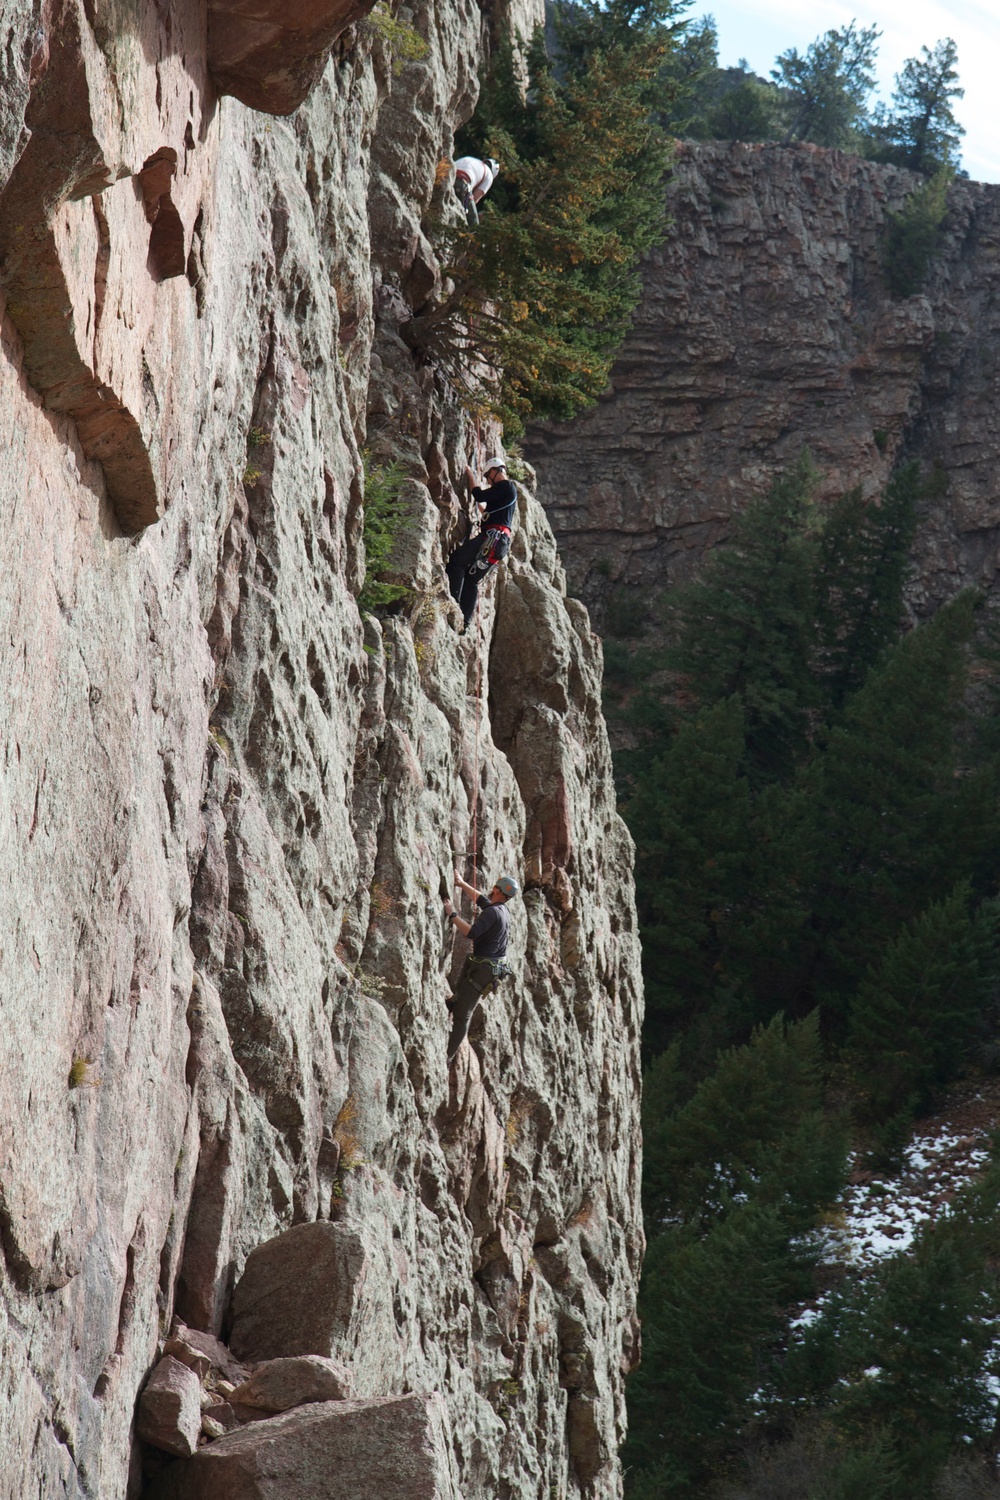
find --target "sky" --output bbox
[688,0,1000,183]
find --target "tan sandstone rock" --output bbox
[0,0,643,1496]
[230,1221,374,1359]
[145,1393,460,1499]
[207,0,378,114]
[167,1322,250,1385]
[136,1355,203,1458]
[232,1355,354,1409]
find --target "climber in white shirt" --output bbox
[453,156,499,226]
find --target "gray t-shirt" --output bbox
[469,895,510,959]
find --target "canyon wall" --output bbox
[0,2,643,1497]
[527,140,1000,627]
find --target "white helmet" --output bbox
[484,456,507,473]
[486,158,500,178]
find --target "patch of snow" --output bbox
[788,1097,996,1334]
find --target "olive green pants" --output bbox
[447,957,497,1060]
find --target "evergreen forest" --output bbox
[605,459,1000,1497]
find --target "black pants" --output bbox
[454,179,479,227]
[447,535,489,628]
[447,956,496,1059]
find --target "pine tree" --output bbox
[775,1162,1000,1497]
[772,22,881,148]
[812,465,918,709]
[633,1016,847,1493]
[552,0,686,84]
[853,1238,996,1484]
[414,26,672,430]
[847,888,1000,1119]
[624,451,1000,1493]
[702,76,778,142]
[626,696,753,1050]
[868,39,965,175]
[809,1438,899,1500]
[803,591,982,1015]
[626,1201,815,1495]
[651,15,720,134]
[667,454,820,783]
[643,1013,845,1230]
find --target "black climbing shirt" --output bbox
[472,479,517,530]
[469,894,511,959]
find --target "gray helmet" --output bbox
[495,874,520,900]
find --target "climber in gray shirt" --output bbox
[443,869,519,1060]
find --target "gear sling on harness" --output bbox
[465,954,515,991]
[468,524,511,576]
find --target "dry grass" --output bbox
[569,1196,594,1228]
[506,1097,535,1147]
[68,1057,99,1089]
[333,1094,365,1170]
[369,880,393,919]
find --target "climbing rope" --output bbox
[469,412,485,895]
[471,595,482,892]
[473,412,484,479]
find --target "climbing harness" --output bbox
[465,954,515,997]
[467,524,511,576]
[471,523,511,572]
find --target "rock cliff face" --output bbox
[0,2,643,1497]
[527,140,1000,626]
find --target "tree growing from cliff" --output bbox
[357,455,412,612]
[881,168,953,298]
[866,39,965,175]
[772,21,881,147]
[407,21,673,430]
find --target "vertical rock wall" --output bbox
[527,140,1000,626]
[0,1,643,1496]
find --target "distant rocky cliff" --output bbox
[0,2,643,1497]
[528,140,1000,627]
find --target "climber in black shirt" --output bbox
[446,458,517,632]
[443,869,519,1059]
